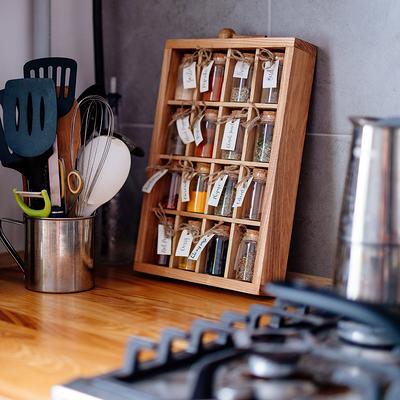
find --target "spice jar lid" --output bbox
[205,109,218,121]
[213,53,226,63]
[261,111,276,122]
[197,162,210,173]
[244,229,259,241]
[253,168,267,180]
[188,219,201,229]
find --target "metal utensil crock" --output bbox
[0,216,94,293]
[334,117,400,304]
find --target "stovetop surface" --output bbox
[52,281,400,400]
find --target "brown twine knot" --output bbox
[168,106,193,127]
[154,203,175,237]
[179,160,197,181]
[216,107,248,126]
[208,165,240,184]
[191,102,207,129]
[235,165,252,188]
[176,222,202,243]
[201,221,227,237]
[242,104,261,131]
[230,50,253,64]
[258,48,275,70]
[183,48,213,67]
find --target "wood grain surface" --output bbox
[0,261,272,400]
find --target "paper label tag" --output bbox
[262,60,279,88]
[183,61,197,89]
[175,229,194,257]
[142,169,168,193]
[181,177,191,202]
[208,174,228,207]
[193,115,204,145]
[233,61,250,79]
[157,224,172,255]
[188,232,215,261]
[233,176,253,208]
[176,116,195,144]
[221,119,240,151]
[199,60,214,93]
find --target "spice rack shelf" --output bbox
[134,34,317,295]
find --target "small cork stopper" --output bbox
[261,111,276,122]
[205,109,218,121]
[188,219,201,229]
[253,168,267,181]
[213,53,226,63]
[274,52,284,61]
[197,162,211,173]
[218,28,236,38]
[244,229,259,241]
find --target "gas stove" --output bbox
[52,281,400,400]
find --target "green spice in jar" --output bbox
[234,229,258,282]
[253,111,275,163]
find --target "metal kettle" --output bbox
[334,117,400,304]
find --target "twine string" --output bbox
[216,107,248,126]
[208,165,240,184]
[154,203,175,237]
[258,48,276,70]
[230,49,253,64]
[176,222,202,243]
[242,104,261,131]
[235,165,252,188]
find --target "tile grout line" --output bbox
[268,0,272,36]
[121,122,154,128]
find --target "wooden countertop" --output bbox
[0,261,272,400]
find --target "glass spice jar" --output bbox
[194,109,218,158]
[156,217,174,267]
[177,219,201,271]
[205,225,230,277]
[166,112,185,155]
[162,163,181,210]
[230,53,255,102]
[253,111,275,163]
[242,168,267,221]
[175,53,195,101]
[221,110,245,161]
[214,169,238,217]
[202,53,226,102]
[260,53,284,104]
[234,229,258,282]
[186,163,210,214]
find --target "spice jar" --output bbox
[166,112,185,155]
[214,168,238,217]
[177,220,201,271]
[156,217,174,267]
[202,53,226,102]
[253,111,275,163]
[260,53,284,104]
[194,109,218,158]
[205,225,230,277]
[229,53,255,102]
[221,110,245,161]
[162,163,181,210]
[175,53,195,101]
[187,163,210,214]
[234,229,258,282]
[242,168,267,221]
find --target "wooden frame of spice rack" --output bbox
[134,36,317,295]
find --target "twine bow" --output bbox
[183,48,213,67]
[168,106,193,126]
[235,165,252,188]
[216,107,248,126]
[191,102,207,129]
[208,165,239,184]
[179,160,197,181]
[230,50,253,64]
[154,204,175,238]
[258,48,275,70]
[202,221,227,237]
[176,222,202,243]
[242,104,261,131]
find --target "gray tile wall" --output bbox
[102,0,400,278]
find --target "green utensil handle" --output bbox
[13,189,52,218]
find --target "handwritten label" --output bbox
[199,60,214,93]
[188,232,215,261]
[176,116,195,144]
[193,115,204,145]
[157,224,172,255]
[233,176,253,207]
[183,61,197,89]
[181,177,191,202]
[208,174,228,207]
[262,60,279,88]
[233,61,250,79]
[175,229,194,257]
[142,169,168,193]
[221,119,240,151]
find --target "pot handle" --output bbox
[0,218,25,275]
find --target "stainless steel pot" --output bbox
[334,117,400,304]
[0,216,94,293]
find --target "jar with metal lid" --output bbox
[162,162,181,210]
[230,53,255,102]
[214,169,238,217]
[221,110,245,161]
[166,112,185,155]
[242,168,267,220]
[260,53,284,104]
[202,53,226,102]
[177,220,202,271]
[194,109,218,158]
[234,229,258,282]
[175,53,196,101]
[156,217,174,267]
[187,163,210,213]
[253,111,275,163]
[205,225,230,277]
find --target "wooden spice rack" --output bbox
[134,35,317,295]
